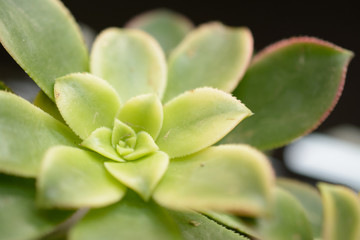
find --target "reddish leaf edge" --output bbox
[249,36,354,148]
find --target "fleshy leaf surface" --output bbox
[117,94,163,139]
[81,127,124,162]
[277,178,323,238]
[164,22,253,102]
[156,87,252,158]
[124,131,159,161]
[169,211,249,240]
[153,145,274,215]
[70,192,182,240]
[37,146,126,208]
[55,73,121,139]
[0,174,73,240]
[105,151,169,200]
[0,91,79,177]
[319,183,360,240]
[126,9,194,56]
[223,37,353,150]
[255,187,313,240]
[34,90,64,123]
[90,28,166,101]
[0,0,88,100]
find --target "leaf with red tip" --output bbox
[222,37,353,150]
[126,9,194,56]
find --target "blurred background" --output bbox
[0,0,359,188]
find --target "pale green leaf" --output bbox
[37,146,126,209]
[90,28,167,101]
[0,91,80,177]
[54,73,121,139]
[164,22,253,102]
[69,192,182,240]
[153,145,274,216]
[126,9,194,56]
[156,87,252,158]
[0,0,88,100]
[111,119,136,147]
[124,131,159,161]
[277,178,323,238]
[169,211,249,240]
[0,174,72,240]
[117,94,163,139]
[105,151,169,200]
[223,37,354,150]
[319,183,360,240]
[255,187,313,240]
[34,90,64,123]
[81,127,124,162]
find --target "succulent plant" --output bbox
[0,0,359,240]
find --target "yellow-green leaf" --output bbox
[153,145,274,216]
[37,146,126,209]
[164,22,253,102]
[55,73,121,139]
[90,28,166,101]
[156,87,252,158]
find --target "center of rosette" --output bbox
[81,119,159,162]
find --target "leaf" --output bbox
[123,132,159,161]
[163,22,253,102]
[117,94,163,139]
[125,9,194,56]
[81,127,125,162]
[0,0,88,100]
[169,210,250,240]
[156,87,252,158]
[204,211,261,239]
[105,151,169,200]
[33,90,65,123]
[55,73,121,139]
[0,174,73,240]
[255,187,313,240]
[111,119,136,148]
[277,178,323,238]
[153,145,274,216]
[90,28,167,101]
[319,183,360,240]
[0,91,80,177]
[223,37,353,150]
[69,192,182,240]
[37,146,126,209]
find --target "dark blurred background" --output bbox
[0,0,359,184]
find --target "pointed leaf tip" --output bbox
[156,87,252,158]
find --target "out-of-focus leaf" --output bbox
[90,28,166,101]
[105,151,169,200]
[0,0,88,100]
[54,73,121,139]
[319,183,360,240]
[69,192,182,240]
[153,145,274,216]
[0,91,79,177]
[37,146,126,209]
[255,187,313,240]
[277,178,323,238]
[0,174,72,240]
[156,87,252,158]
[0,81,12,92]
[117,94,163,139]
[125,9,194,56]
[34,90,64,123]
[169,210,250,240]
[163,22,253,102]
[223,37,353,150]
